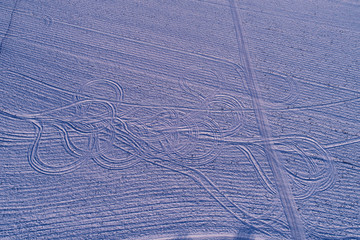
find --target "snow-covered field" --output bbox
[1,0,359,239]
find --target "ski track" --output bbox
[1,0,358,239]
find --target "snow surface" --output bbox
[0,0,359,239]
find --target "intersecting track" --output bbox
[228,0,306,239]
[0,77,285,238]
[0,68,336,239]
[0,3,339,238]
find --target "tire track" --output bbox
[228,0,306,239]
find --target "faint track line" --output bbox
[0,0,21,54]
[257,70,299,106]
[324,137,360,149]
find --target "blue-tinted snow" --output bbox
[0,0,359,239]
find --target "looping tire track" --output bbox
[0,6,339,234]
[1,69,337,238]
